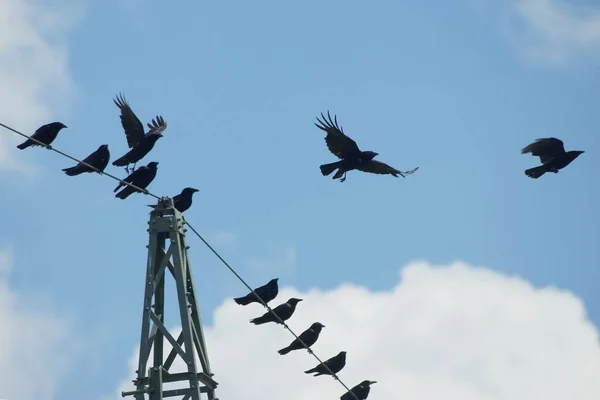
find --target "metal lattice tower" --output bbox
[122,198,218,400]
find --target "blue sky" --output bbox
[1,1,599,399]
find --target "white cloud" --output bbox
[108,260,600,400]
[480,0,600,65]
[0,246,78,400]
[0,0,83,175]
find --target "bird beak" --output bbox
[192,188,199,192]
[297,299,303,302]
[370,381,378,385]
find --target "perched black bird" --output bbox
[304,351,347,377]
[521,137,584,179]
[114,161,159,200]
[315,111,418,182]
[112,93,167,173]
[148,187,199,213]
[62,144,110,176]
[341,380,377,400]
[249,297,302,325]
[234,278,279,306]
[278,322,325,355]
[17,122,67,150]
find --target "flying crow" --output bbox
[112,93,166,173]
[315,112,418,182]
[114,161,159,199]
[17,122,67,150]
[249,298,302,325]
[234,278,279,306]
[521,137,584,179]
[62,144,110,176]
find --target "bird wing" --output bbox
[147,115,167,135]
[314,111,361,159]
[521,138,565,158]
[358,161,419,177]
[114,93,146,148]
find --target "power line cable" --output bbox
[0,121,363,400]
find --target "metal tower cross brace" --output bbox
[122,198,218,400]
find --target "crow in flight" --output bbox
[315,111,418,182]
[148,187,199,213]
[114,161,159,199]
[234,278,279,306]
[62,144,110,176]
[340,380,377,400]
[278,322,325,355]
[112,93,167,173]
[249,297,302,325]
[304,351,347,377]
[521,137,584,179]
[17,122,67,150]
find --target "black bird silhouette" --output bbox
[113,93,167,173]
[148,187,199,213]
[114,161,159,200]
[234,278,279,306]
[17,122,67,150]
[62,144,110,176]
[304,351,347,377]
[521,137,584,179]
[340,380,377,400]
[315,111,418,182]
[249,298,302,325]
[278,322,325,355]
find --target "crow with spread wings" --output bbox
[112,93,167,173]
[315,111,418,182]
[521,137,584,179]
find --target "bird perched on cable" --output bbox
[234,278,279,306]
[278,322,325,355]
[62,144,110,176]
[315,111,418,182]
[521,137,584,179]
[114,161,159,199]
[16,122,67,150]
[112,93,167,173]
[304,351,347,377]
[249,297,302,325]
[340,380,377,400]
[148,187,199,213]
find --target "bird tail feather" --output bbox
[320,161,341,176]
[234,296,252,306]
[116,189,131,199]
[112,156,128,167]
[62,166,82,176]
[277,346,292,355]
[16,141,31,150]
[525,165,547,179]
[304,367,318,374]
[250,316,268,325]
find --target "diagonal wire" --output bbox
[184,221,361,400]
[0,122,161,200]
[0,121,363,400]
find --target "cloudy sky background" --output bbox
[0,0,599,399]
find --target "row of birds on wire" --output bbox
[232,277,376,400]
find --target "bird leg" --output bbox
[131,162,137,172]
[340,172,347,183]
[124,166,131,174]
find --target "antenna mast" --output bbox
[122,198,218,400]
